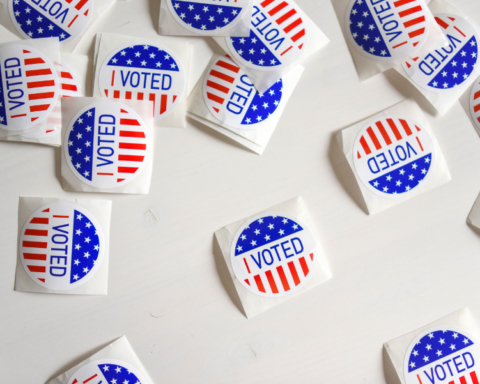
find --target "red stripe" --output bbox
[471,371,479,384]
[207,80,230,94]
[137,92,143,100]
[299,257,309,277]
[119,143,146,150]
[387,118,403,141]
[150,93,156,102]
[268,1,287,16]
[367,127,382,150]
[265,270,279,293]
[288,261,301,286]
[97,173,113,176]
[210,70,235,83]
[120,118,141,126]
[27,265,46,273]
[30,217,48,224]
[359,136,371,155]
[408,28,425,38]
[276,265,290,291]
[68,14,79,27]
[276,9,296,25]
[23,241,47,248]
[460,377,467,384]
[254,275,266,293]
[119,130,145,138]
[404,16,425,28]
[118,167,139,173]
[207,92,225,105]
[24,58,45,65]
[29,92,54,100]
[160,94,167,115]
[416,136,424,151]
[111,70,115,86]
[83,374,98,384]
[435,16,449,29]
[399,119,413,136]
[216,60,240,73]
[114,90,120,98]
[260,0,275,7]
[26,68,52,77]
[75,0,88,11]
[12,114,27,118]
[291,29,305,43]
[375,121,392,145]
[284,18,302,33]
[474,91,480,100]
[243,258,251,274]
[25,229,48,236]
[118,155,144,162]
[394,0,415,6]
[23,253,47,261]
[454,26,466,37]
[61,71,74,79]
[392,41,408,49]
[62,83,78,91]
[399,6,422,18]
[125,91,132,99]
[474,103,480,113]
[280,46,293,56]
[27,80,55,88]
[30,104,50,112]
[53,215,69,218]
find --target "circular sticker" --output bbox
[353,116,435,198]
[0,44,59,131]
[345,0,429,61]
[203,55,283,129]
[9,0,93,43]
[403,14,479,92]
[19,202,105,291]
[404,327,480,384]
[68,359,148,384]
[470,76,480,132]
[64,101,150,189]
[226,0,309,71]
[167,0,250,35]
[230,212,317,297]
[99,43,185,121]
[58,60,83,97]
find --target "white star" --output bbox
[254,229,260,235]
[223,17,229,24]
[141,60,147,66]
[48,24,54,30]
[36,15,42,22]
[73,274,79,280]
[194,14,200,21]
[83,267,89,273]
[217,7,223,13]
[75,163,81,169]
[115,366,122,373]
[251,240,256,246]
[37,27,43,34]
[126,59,132,65]
[450,344,456,350]
[76,148,82,154]
[279,229,285,235]
[357,21,363,28]
[74,259,80,266]
[86,111,92,117]
[83,170,89,177]
[436,350,442,356]
[85,237,91,243]
[75,244,81,250]
[423,356,429,362]
[236,246,242,252]
[363,34,369,41]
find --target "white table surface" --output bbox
[2,0,480,382]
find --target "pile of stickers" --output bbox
[2,0,480,382]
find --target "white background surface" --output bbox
[2,0,480,383]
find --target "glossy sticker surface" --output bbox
[346,0,429,61]
[19,202,105,291]
[470,76,480,132]
[0,44,59,131]
[64,101,150,189]
[99,43,185,121]
[67,359,148,384]
[353,116,435,198]
[403,14,479,92]
[226,0,309,71]
[231,212,317,297]
[167,0,250,35]
[9,0,93,43]
[203,55,283,129]
[404,327,480,384]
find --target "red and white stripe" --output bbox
[20,207,55,284]
[356,117,422,159]
[22,49,58,123]
[391,0,427,50]
[472,83,480,125]
[205,58,240,113]
[54,61,82,97]
[63,0,92,26]
[243,252,315,295]
[259,0,307,53]
[447,371,480,384]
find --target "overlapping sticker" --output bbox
[167,0,250,34]
[403,14,479,92]
[58,60,83,97]
[99,43,185,121]
[64,101,150,189]
[353,116,435,198]
[9,0,93,43]
[231,212,317,297]
[226,0,308,71]
[19,202,105,291]
[404,327,480,384]
[470,76,480,131]
[67,359,148,384]
[203,55,283,129]
[0,44,59,131]
[346,0,429,61]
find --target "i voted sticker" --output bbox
[58,60,83,97]
[353,116,435,198]
[64,101,150,189]
[470,76,480,132]
[203,56,283,129]
[99,43,185,121]
[231,212,317,297]
[404,327,480,384]
[346,0,429,61]
[68,359,148,384]
[0,44,59,131]
[226,0,308,71]
[19,202,105,291]
[167,0,250,35]
[403,14,479,92]
[9,0,93,43]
